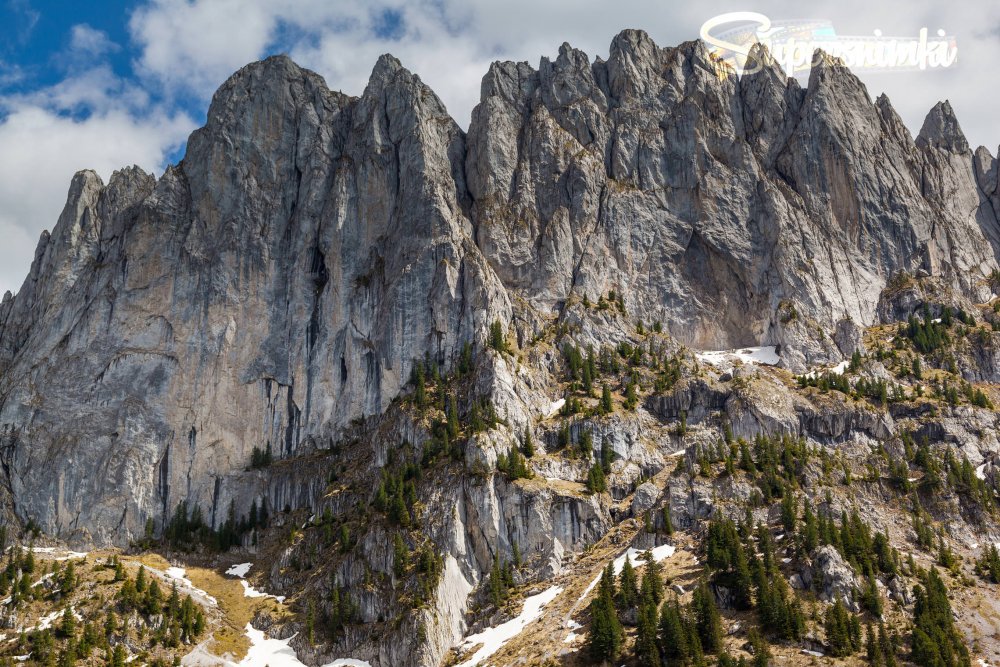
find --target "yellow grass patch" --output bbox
[186,565,288,661]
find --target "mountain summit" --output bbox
[1,31,999,667]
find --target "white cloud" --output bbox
[0,73,194,295]
[69,24,119,57]
[128,0,280,98]
[123,0,1000,151]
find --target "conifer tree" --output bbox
[658,599,690,663]
[692,581,723,654]
[616,559,639,610]
[588,564,623,662]
[600,384,614,414]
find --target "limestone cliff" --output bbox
[1,30,1000,667]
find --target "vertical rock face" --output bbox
[466,33,1000,350]
[0,29,999,664]
[0,54,508,543]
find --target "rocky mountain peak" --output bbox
[1,31,1000,667]
[917,99,971,153]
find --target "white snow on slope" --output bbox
[454,585,562,667]
[184,615,366,667]
[695,346,779,369]
[222,561,285,601]
[237,623,372,667]
[226,562,252,578]
[30,547,88,561]
[578,544,676,603]
[801,359,850,379]
[547,398,566,417]
[161,567,218,606]
[241,580,286,602]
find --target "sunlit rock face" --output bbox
[1,29,999,665]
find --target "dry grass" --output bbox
[186,565,288,660]
[117,552,289,662]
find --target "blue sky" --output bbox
[1,0,998,296]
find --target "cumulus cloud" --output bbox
[124,0,1000,149]
[68,24,120,58]
[0,69,194,296]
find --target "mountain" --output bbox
[0,30,999,667]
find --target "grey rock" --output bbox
[888,575,912,606]
[811,545,859,611]
[2,31,1000,666]
[833,318,866,358]
[631,481,661,517]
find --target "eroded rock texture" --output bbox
[1,30,1000,666]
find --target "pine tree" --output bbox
[586,463,607,493]
[658,599,690,663]
[521,427,534,458]
[489,321,508,353]
[662,506,674,535]
[635,595,659,667]
[860,573,883,616]
[487,557,510,607]
[600,384,613,415]
[447,395,460,440]
[640,554,664,607]
[978,543,1000,583]
[911,568,970,667]
[879,622,897,667]
[748,627,771,667]
[780,493,797,533]
[393,533,409,578]
[692,581,723,654]
[306,598,315,646]
[109,644,126,667]
[58,607,76,639]
[60,561,77,594]
[144,578,163,616]
[802,498,819,554]
[616,559,639,610]
[588,566,624,663]
[824,598,860,657]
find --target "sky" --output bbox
[0,0,998,297]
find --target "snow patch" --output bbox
[802,360,849,379]
[31,573,54,588]
[22,607,78,633]
[695,346,779,369]
[578,545,676,602]
[161,567,218,605]
[802,649,825,657]
[224,562,285,601]
[226,563,252,578]
[546,398,566,417]
[454,585,562,667]
[241,580,286,603]
[236,624,371,667]
[976,463,988,481]
[29,547,87,561]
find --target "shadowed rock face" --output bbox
[0,30,997,547]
